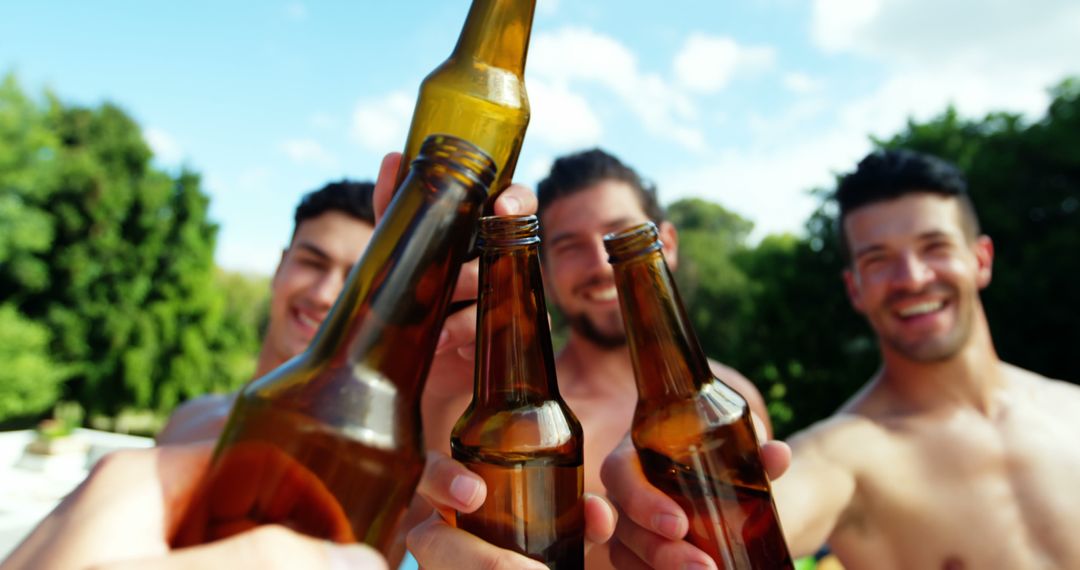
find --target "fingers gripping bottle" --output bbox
[451,215,585,569]
[604,222,793,569]
[173,135,497,558]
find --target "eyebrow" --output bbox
[852,230,959,260]
[547,217,640,248]
[292,242,332,260]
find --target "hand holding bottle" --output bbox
[601,436,792,569]
[405,451,617,570]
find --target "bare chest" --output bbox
[832,408,1080,569]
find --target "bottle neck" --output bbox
[452,0,536,73]
[306,162,489,402]
[613,251,711,401]
[474,241,560,403]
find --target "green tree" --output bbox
[0,73,258,422]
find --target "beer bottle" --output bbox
[451,215,585,569]
[396,0,535,195]
[603,222,793,569]
[172,135,497,557]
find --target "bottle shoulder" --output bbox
[452,399,583,459]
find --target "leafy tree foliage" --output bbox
[0,74,261,423]
[680,79,1080,437]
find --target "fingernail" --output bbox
[450,475,482,507]
[326,543,387,570]
[502,195,522,215]
[652,513,684,539]
[435,330,450,353]
[681,562,714,570]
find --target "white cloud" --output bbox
[279,139,339,169]
[144,127,183,165]
[537,0,560,16]
[811,0,883,53]
[662,128,872,241]
[350,91,415,151]
[527,80,603,148]
[674,34,776,94]
[529,26,706,152]
[783,72,823,94]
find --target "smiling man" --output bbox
[157,180,376,444]
[601,148,1080,570]
[534,149,769,569]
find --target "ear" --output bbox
[272,248,288,282]
[973,235,994,289]
[843,268,866,314]
[658,221,679,269]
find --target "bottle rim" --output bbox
[603,222,663,263]
[479,214,540,247]
[415,134,497,190]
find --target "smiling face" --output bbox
[263,210,375,368]
[843,192,993,363]
[540,179,678,349]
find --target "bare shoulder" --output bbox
[156,392,238,445]
[707,359,770,434]
[788,411,888,463]
[1007,363,1080,406]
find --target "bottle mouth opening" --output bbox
[603,222,662,263]
[414,134,497,189]
[479,214,540,247]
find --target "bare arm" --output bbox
[773,419,859,556]
[708,360,773,439]
[156,392,237,445]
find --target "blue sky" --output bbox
[4,0,1079,274]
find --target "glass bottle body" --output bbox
[396,0,535,195]
[173,136,496,556]
[451,215,585,569]
[606,222,793,570]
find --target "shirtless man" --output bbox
[411,149,771,569]
[602,148,1080,569]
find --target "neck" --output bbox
[877,312,1006,416]
[452,0,535,72]
[556,333,636,397]
[253,345,283,380]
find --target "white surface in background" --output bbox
[0,429,153,560]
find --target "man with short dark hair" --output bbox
[410,148,772,570]
[601,148,1080,570]
[158,179,377,444]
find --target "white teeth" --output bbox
[589,287,618,302]
[898,301,943,318]
[297,313,321,329]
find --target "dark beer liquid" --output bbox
[455,447,584,569]
[172,397,423,552]
[607,223,794,569]
[637,423,792,569]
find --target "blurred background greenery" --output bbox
[1,72,1077,438]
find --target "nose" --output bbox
[308,269,346,309]
[890,251,935,291]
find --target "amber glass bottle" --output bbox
[172,135,497,557]
[604,222,793,569]
[451,215,585,569]
[396,0,534,195]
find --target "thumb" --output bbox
[98,526,387,570]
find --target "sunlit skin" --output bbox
[259,211,376,375]
[602,191,1080,570]
[156,212,375,445]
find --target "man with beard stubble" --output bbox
[600,149,1080,570]
[411,149,772,570]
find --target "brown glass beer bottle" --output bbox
[396,0,535,195]
[604,222,793,569]
[451,215,585,569]
[172,135,497,557]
